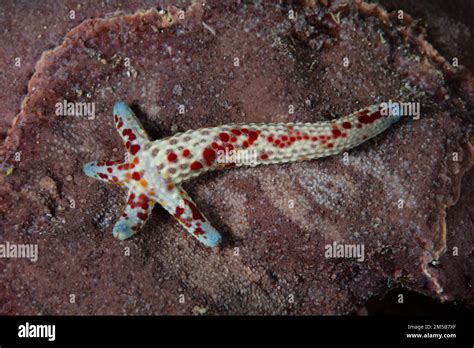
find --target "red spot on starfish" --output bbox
[182,149,191,157]
[342,121,352,129]
[190,161,203,170]
[130,144,140,155]
[194,227,205,235]
[219,132,230,142]
[175,206,185,218]
[332,129,342,138]
[167,152,178,162]
[231,129,241,136]
[140,201,149,210]
[137,212,148,221]
[203,148,216,166]
[358,110,381,124]
[184,199,204,221]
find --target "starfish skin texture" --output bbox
[83,101,401,247]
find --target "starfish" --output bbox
[83,101,401,247]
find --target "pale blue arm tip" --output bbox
[83,162,97,178]
[113,100,130,116]
[113,222,135,240]
[201,228,222,248]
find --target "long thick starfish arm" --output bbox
[83,101,401,247]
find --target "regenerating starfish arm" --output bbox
[83,101,401,247]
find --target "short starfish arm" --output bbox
[113,101,150,156]
[113,191,156,240]
[157,184,222,247]
[83,159,126,185]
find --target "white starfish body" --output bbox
[83,101,401,247]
